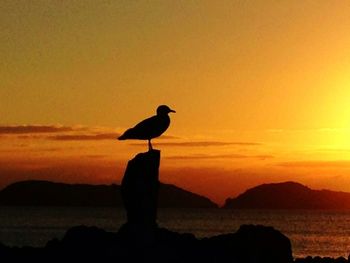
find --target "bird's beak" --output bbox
[170,109,176,113]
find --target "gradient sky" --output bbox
[1,1,350,205]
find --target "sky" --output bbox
[1,0,350,205]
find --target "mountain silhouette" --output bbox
[224,181,350,209]
[0,180,217,208]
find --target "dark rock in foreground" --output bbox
[294,256,348,263]
[0,224,293,263]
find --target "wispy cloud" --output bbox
[277,160,350,168]
[0,147,62,153]
[0,125,120,141]
[49,133,119,141]
[132,141,261,147]
[158,135,181,140]
[85,155,107,159]
[0,125,76,134]
[0,124,179,141]
[166,154,273,160]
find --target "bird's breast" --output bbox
[155,116,170,135]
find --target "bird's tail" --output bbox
[118,134,126,140]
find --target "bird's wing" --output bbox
[132,115,159,133]
[120,115,159,140]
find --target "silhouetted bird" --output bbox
[118,105,176,150]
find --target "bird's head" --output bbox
[157,105,176,115]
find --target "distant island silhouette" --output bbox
[3,180,350,210]
[0,180,216,208]
[224,181,350,210]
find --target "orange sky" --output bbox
[1,1,350,205]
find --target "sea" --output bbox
[1,207,350,259]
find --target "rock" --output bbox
[236,224,292,263]
[294,256,348,262]
[121,150,160,225]
[0,242,10,259]
[202,224,293,263]
[0,224,295,262]
[335,257,347,263]
[121,150,160,245]
[69,224,291,262]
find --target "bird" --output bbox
[118,105,176,150]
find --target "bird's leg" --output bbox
[148,139,153,151]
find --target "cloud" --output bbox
[85,155,107,159]
[132,141,261,147]
[0,147,62,153]
[158,135,180,140]
[0,125,75,134]
[0,124,182,142]
[166,154,273,160]
[50,133,119,141]
[277,160,350,168]
[0,126,120,141]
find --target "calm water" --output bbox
[1,207,350,258]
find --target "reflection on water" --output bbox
[1,207,350,258]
